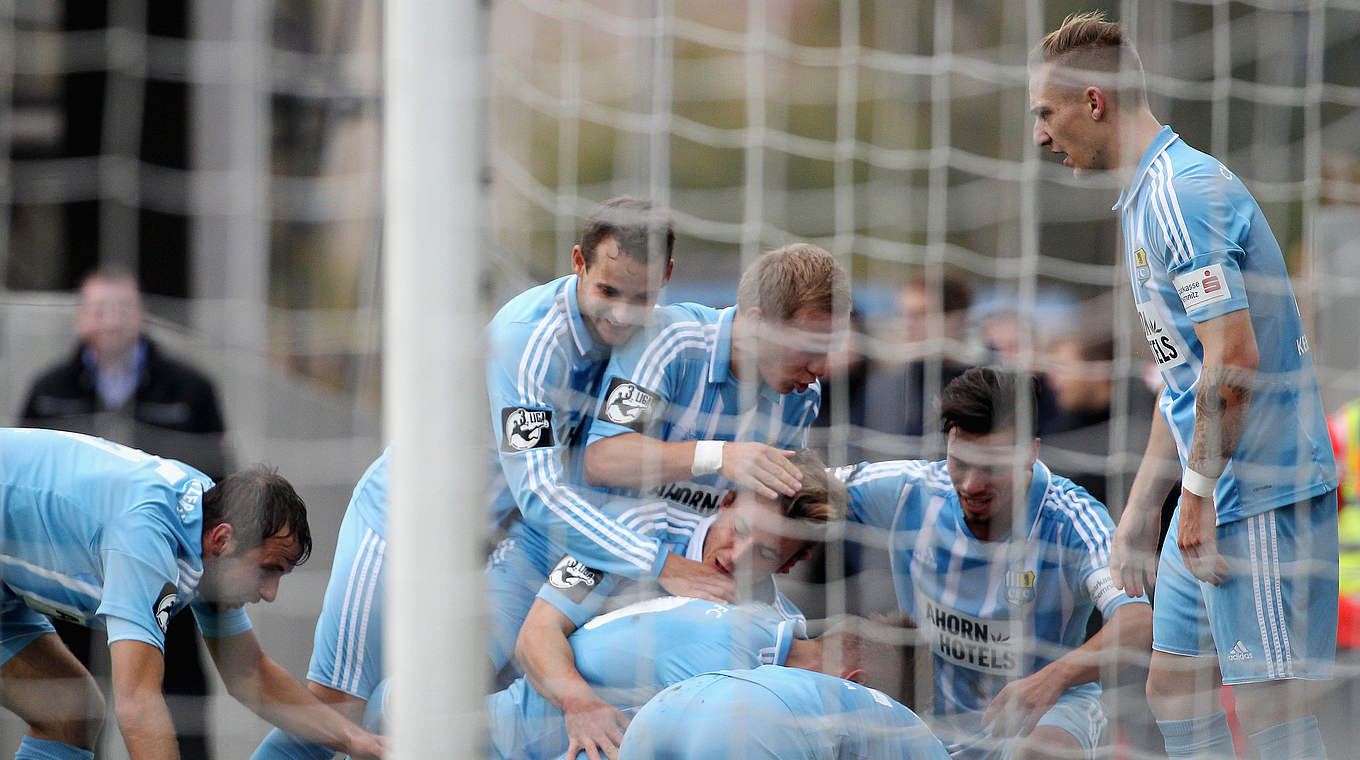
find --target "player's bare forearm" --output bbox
[1188,364,1254,480]
[584,433,695,489]
[205,632,379,756]
[110,640,179,760]
[1044,602,1153,688]
[1126,407,1181,514]
[516,599,597,710]
[1188,310,1259,481]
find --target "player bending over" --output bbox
[0,429,381,760]
[618,664,950,760]
[840,369,1151,760]
[516,449,844,760]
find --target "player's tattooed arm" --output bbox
[1187,308,1259,480]
[1187,363,1254,478]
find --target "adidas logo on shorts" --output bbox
[1227,641,1253,662]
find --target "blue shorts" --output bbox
[944,686,1106,760]
[1152,492,1338,685]
[306,505,387,700]
[0,590,55,666]
[483,517,557,672]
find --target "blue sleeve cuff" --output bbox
[104,615,164,652]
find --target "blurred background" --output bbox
[1,0,1359,757]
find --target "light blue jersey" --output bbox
[618,665,951,760]
[486,275,666,578]
[843,459,1138,757]
[1116,126,1335,523]
[253,450,388,760]
[486,596,802,760]
[0,428,249,660]
[588,303,820,514]
[537,502,803,628]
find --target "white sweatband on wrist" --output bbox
[692,440,724,476]
[1181,468,1217,498]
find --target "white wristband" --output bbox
[692,440,724,476]
[1181,468,1217,498]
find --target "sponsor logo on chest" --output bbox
[1136,301,1189,371]
[647,481,727,514]
[917,594,1022,676]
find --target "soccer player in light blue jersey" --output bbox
[618,665,952,760]
[252,449,389,760]
[515,450,844,760]
[488,596,881,760]
[484,198,735,673]
[842,369,1152,760]
[1030,12,1338,759]
[583,243,850,509]
[0,428,381,760]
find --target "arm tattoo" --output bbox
[1188,365,1255,477]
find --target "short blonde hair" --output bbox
[776,450,847,552]
[1032,11,1146,106]
[736,243,850,323]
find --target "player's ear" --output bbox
[571,245,587,275]
[1086,86,1107,120]
[841,667,866,685]
[204,523,235,557]
[778,548,812,574]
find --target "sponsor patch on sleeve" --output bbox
[501,407,555,452]
[547,556,603,604]
[1084,567,1123,611]
[154,582,178,634]
[598,377,660,433]
[1173,263,1233,313]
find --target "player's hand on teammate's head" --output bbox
[719,442,801,499]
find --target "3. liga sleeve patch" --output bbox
[154,582,178,634]
[547,556,603,604]
[1172,263,1232,313]
[598,377,659,432]
[501,407,555,452]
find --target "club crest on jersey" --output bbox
[154,583,178,633]
[1133,248,1150,287]
[501,407,554,452]
[1005,565,1035,606]
[548,556,603,604]
[599,377,658,432]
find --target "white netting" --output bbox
[2,0,1360,757]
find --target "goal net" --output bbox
[2,0,1359,758]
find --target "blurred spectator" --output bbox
[811,309,869,432]
[18,264,228,760]
[860,275,979,459]
[1042,332,1158,507]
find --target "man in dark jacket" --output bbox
[18,265,228,760]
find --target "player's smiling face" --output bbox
[702,491,809,588]
[1029,63,1109,176]
[945,427,1038,540]
[199,528,301,608]
[573,236,671,347]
